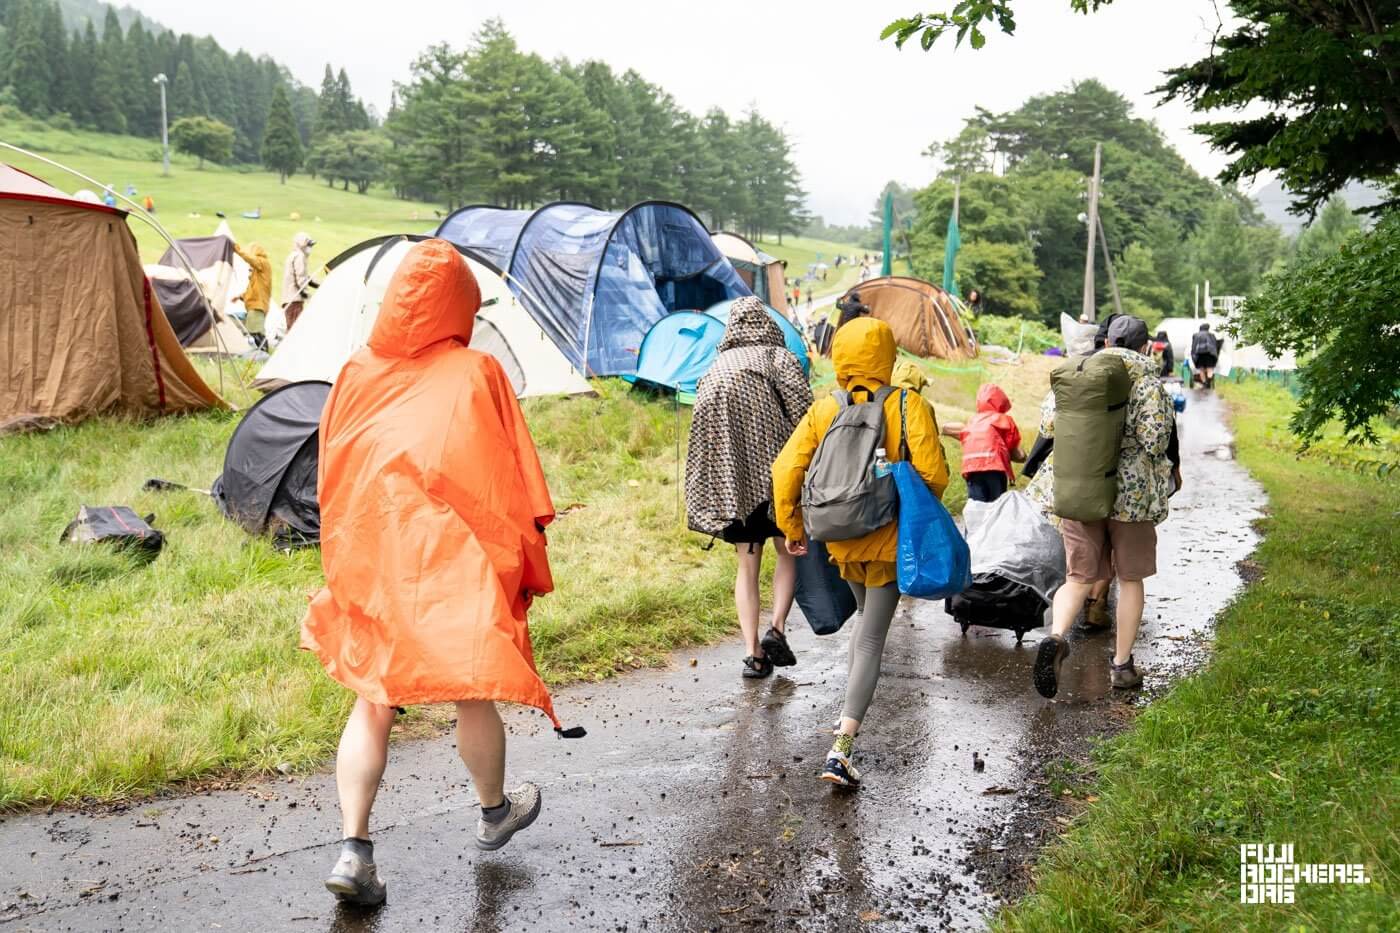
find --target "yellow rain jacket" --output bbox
[232,242,272,313]
[772,318,950,587]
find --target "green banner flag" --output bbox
[881,191,893,277]
[942,211,960,298]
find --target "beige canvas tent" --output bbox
[143,222,252,353]
[712,231,789,314]
[0,164,225,431]
[841,276,978,360]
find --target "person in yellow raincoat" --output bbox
[772,318,949,788]
[301,239,575,906]
[231,241,271,345]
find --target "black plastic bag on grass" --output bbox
[60,506,164,560]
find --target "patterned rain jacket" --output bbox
[685,298,814,537]
[1026,347,1173,525]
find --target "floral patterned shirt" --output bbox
[1025,348,1174,525]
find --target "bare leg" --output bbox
[1051,580,1094,638]
[455,700,506,808]
[336,698,396,839]
[769,539,797,634]
[1113,580,1145,665]
[734,545,764,657]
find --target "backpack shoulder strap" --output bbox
[872,385,897,405]
[832,389,851,409]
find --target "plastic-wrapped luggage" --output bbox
[949,492,1066,641]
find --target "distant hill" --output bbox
[1253,179,1386,235]
[56,0,165,35]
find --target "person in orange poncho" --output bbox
[301,239,574,906]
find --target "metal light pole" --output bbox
[153,73,169,177]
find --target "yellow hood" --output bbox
[833,317,897,390]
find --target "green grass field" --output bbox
[997,379,1398,931]
[1,115,451,302]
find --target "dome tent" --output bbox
[212,380,327,547]
[436,200,752,376]
[628,299,810,402]
[144,226,252,352]
[711,231,789,313]
[253,235,591,398]
[0,163,225,432]
[841,276,978,360]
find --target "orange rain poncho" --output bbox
[300,239,563,728]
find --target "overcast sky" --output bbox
[129,0,1237,224]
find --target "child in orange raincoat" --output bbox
[940,383,1025,503]
[301,239,575,906]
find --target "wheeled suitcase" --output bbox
[947,573,1048,643]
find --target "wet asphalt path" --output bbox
[0,391,1264,932]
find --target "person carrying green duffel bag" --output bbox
[1032,315,1175,699]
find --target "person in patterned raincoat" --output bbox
[685,297,814,679]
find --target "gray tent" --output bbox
[212,380,329,547]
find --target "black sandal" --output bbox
[760,627,797,667]
[742,655,773,679]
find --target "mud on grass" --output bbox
[0,371,736,810]
[994,381,1398,931]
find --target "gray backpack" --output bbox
[801,386,899,542]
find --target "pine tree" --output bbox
[169,60,196,120]
[6,0,52,116]
[93,7,127,132]
[315,64,340,136]
[70,22,99,125]
[39,1,74,118]
[261,82,303,182]
[123,20,159,136]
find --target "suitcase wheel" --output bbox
[959,621,971,636]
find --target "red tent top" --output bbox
[0,163,124,214]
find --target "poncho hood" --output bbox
[717,296,784,353]
[833,317,896,390]
[976,383,1011,414]
[368,238,479,358]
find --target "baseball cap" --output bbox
[1107,315,1149,350]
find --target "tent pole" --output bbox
[0,141,240,395]
[675,393,682,523]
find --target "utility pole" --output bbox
[1096,212,1122,318]
[153,73,170,177]
[1081,142,1102,322]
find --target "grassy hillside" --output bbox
[757,234,874,301]
[1,116,443,302]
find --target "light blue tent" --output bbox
[627,300,811,404]
[436,201,752,376]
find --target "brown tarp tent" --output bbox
[0,164,225,432]
[840,276,978,360]
[712,231,789,314]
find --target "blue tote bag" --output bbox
[893,394,972,599]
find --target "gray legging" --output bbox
[842,581,902,724]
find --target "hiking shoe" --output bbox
[760,627,796,667]
[324,846,386,906]
[475,783,543,851]
[742,655,774,679]
[819,754,861,788]
[1110,656,1145,690]
[1079,598,1112,632]
[1033,634,1071,698]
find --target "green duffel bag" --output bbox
[1051,353,1130,521]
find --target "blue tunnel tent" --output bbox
[436,201,752,376]
[628,299,810,403]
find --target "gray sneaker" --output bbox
[324,847,386,906]
[1110,655,1145,690]
[475,782,543,851]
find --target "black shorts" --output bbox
[965,471,1009,503]
[720,501,783,546]
[1193,352,1217,370]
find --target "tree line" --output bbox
[0,6,808,237]
[385,20,807,239]
[883,80,1286,327]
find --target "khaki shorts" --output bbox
[1061,519,1157,583]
